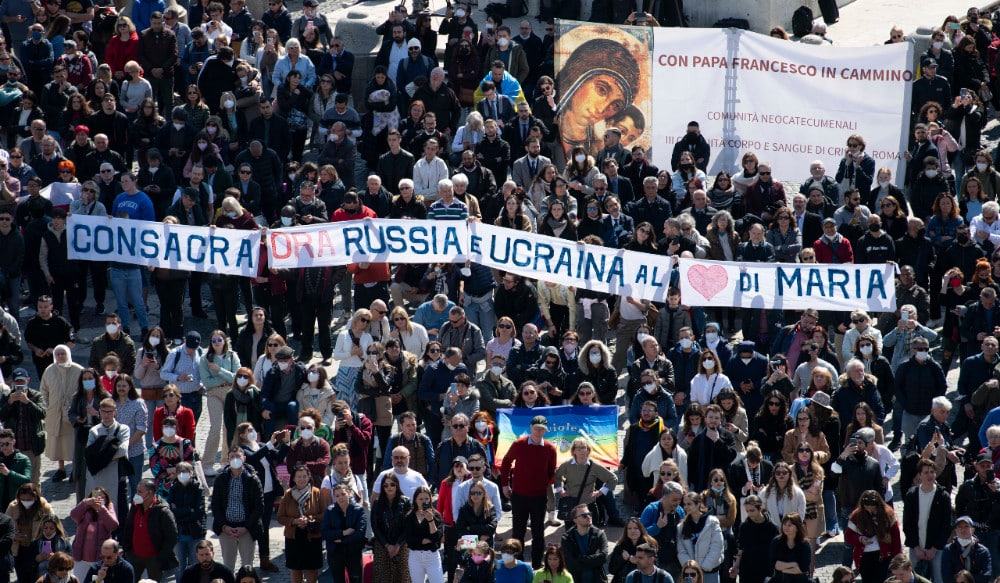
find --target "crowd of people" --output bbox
[0,1,998,583]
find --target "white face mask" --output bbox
[860,345,873,356]
[132,494,144,505]
[445,362,456,371]
[177,472,191,484]
[740,357,752,365]
[307,371,320,383]
[455,8,466,17]
[588,351,601,364]
[197,142,208,151]
[705,332,719,343]
[57,360,72,368]
[574,154,586,164]
[977,163,988,172]
[173,122,185,130]
[958,537,974,546]
[106,324,118,335]
[277,361,290,371]
[643,383,656,393]
[148,336,161,346]
[236,377,249,387]
[501,553,515,564]
[878,180,890,188]
[299,428,314,440]
[563,342,577,353]
[703,359,716,370]
[933,41,944,49]
[497,37,509,48]
[679,338,693,349]
[229,457,243,469]
[247,430,258,442]
[105,370,116,379]
[460,267,472,277]
[925,169,938,178]
[475,421,488,432]
[162,427,176,438]
[224,99,235,109]
[490,365,503,376]
[915,350,929,362]
[20,499,33,508]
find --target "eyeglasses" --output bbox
[366,351,379,356]
[268,343,280,347]
[522,390,536,396]
[797,447,810,452]
[470,491,484,496]
[0,442,12,448]
[576,512,591,518]
[469,465,484,471]
[10,155,21,159]
[408,47,421,52]
[452,424,467,429]
[758,171,772,175]
[236,374,250,379]
[767,401,781,407]
[359,318,370,323]
[577,390,593,396]
[117,23,129,28]
[59,170,72,175]
[211,338,225,344]
[683,572,699,577]
[659,471,672,476]
[774,470,790,476]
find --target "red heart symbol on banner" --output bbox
[687,264,729,301]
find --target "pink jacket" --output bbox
[69,501,119,563]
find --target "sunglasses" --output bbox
[470,491,484,496]
[469,466,484,471]
[767,401,781,407]
[497,323,512,329]
[82,188,96,193]
[428,348,441,353]
[452,424,467,429]
[359,318,370,323]
[758,171,772,175]
[797,447,810,452]
[366,351,379,356]
[236,374,250,379]
[774,471,790,476]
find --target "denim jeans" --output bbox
[126,454,143,498]
[263,400,299,437]
[463,296,496,344]
[823,489,839,533]
[109,266,149,331]
[180,391,203,424]
[175,535,196,573]
[0,272,19,311]
[976,528,1000,576]
[909,547,943,583]
[838,507,853,566]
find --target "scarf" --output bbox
[546,215,567,236]
[231,386,253,414]
[637,416,663,435]
[329,468,361,503]
[472,426,495,467]
[291,486,311,517]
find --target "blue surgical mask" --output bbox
[31,31,42,40]
[711,485,725,494]
[280,216,293,226]
[226,211,238,219]
[82,379,96,390]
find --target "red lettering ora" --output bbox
[270,231,316,259]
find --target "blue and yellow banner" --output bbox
[496,405,620,468]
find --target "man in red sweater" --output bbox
[500,414,557,568]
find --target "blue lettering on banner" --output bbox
[868,271,887,299]
[829,269,849,298]
[805,269,823,296]
[343,227,364,254]
[634,264,666,287]
[470,234,482,254]
[512,239,531,267]
[777,266,800,295]
[739,272,759,292]
[533,243,554,272]
[71,224,91,252]
[95,226,114,254]
[341,223,463,257]
[187,235,206,263]
[210,236,230,266]
[140,229,159,258]
[164,233,182,261]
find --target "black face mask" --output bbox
[685,132,698,144]
[869,223,880,233]
[958,233,971,244]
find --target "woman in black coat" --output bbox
[371,472,411,583]
[751,390,794,463]
[952,36,991,95]
[454,479,498,547]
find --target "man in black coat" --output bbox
[211,449,264,567]
[179,540,235,583]
[621,145,659,196]
[503,101,549,157]
[670,121,711,172]
[155,109,198,182]
[376,130,415,195]
[196,46,239,115]
[792,192,824,249]
[474,119,511,184]
[685,404,737,492]
[84,540,136,583]
[911,57,953,121]
[248,98,291,162]
[136,149,178,220]
[122,479,179,581]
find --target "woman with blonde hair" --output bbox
[388,306,428,356]
[333,309,374,409]
[252,334,287,385]
[104,17,138,81]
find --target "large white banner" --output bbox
[678,257,896,311]
[469,222,673,302]
[68,215,261,277]
[267,219,470,268]
[553,23,912,180]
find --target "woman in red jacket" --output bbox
[844,490,901,583]
[152,385,197,442]
[104,17,138,82]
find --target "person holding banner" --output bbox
[500,415,556,569]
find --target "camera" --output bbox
[422,500,432,510]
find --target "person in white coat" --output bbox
[642,428,689,485]
[761,461,806,529]
[677,491,725,583]
[85,398,130,511]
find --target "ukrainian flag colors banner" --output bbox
[496,405,620,469]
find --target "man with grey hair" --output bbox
[913,396,964,491]
[971,200,1000,245]
[639,480,684,579]
[413,66,461,136]
[894,334,946,441]
[361,173,391,217]
[449,172,482,219]
[428,178,468,220]
[413,293,455,340]
[318,120,356,189]
[626,174,670,230]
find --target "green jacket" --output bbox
[0,389,46,455]
[0,452,30,509]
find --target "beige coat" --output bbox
[40,360,82,461]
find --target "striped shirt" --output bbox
[115,398,149,458]
[428,199,469,221]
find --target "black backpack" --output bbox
[791,5,813,37]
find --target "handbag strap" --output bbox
[576,461,593,501]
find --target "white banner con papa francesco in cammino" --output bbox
[554,23,913,180]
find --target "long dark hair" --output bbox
[848,490,896,544]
